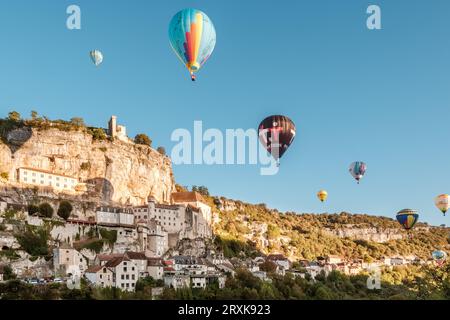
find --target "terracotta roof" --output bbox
[105,256,130,268]
[125,252,147,260]
[97,253,123,262]
[147,258,164,267]
[155,203,182,210]
[171,192,206,204]
[18,167,77,179]
[267,254,288,261]
[85,265,106,273]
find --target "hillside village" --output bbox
[1,113,449,298]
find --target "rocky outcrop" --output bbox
[324,227,404,243]
[0,127,175,210]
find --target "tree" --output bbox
[57,201,73,220]
[259,260,277,273]
[7,111,21,122]
[192,185,209,196]
[15,226,49,256]
[27,204,39,216]
[70,117,85,127]
[30,110,38,120]
[2,265,16,281]
[157,146,166,156]
[134,134,152,147]
[91,128,106,141]
[38,203,54,218]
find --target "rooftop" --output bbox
[172,192,206,204]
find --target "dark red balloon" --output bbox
[258,115,296,160]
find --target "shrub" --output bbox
[0,172,8,180]
[80,162,91,170]
[134,134,152,147]
[70,117,85,127]
[99,228,117,245]
[38,203,54,218]
[157,146,166,156]
[57,201,73,220]
[7,111,21,122]
[15,226,49,257]
[91,128,107,141]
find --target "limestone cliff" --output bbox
[0,127,175,209]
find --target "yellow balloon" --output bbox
[435,194,449,216]
[317,190,328,203]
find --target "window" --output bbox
[132,267,135,271]
[41,174,44,178]
[32,173,36,177]
[24,178,27,182]
[126,275,129,280]
[40,181,44,185]
[121,275,124,280]
[121,284,124,288]
[124,267,127,272]
[132,275,135,280]
[24,171,27,175]
[100,274,103,279]
[32,179,36,183]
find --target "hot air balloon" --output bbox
[349,161,367,184]
[168,8,216,81]
[317,190,328,203]
[258,115,296,165]
[90,50,103,67]
[396,209,419,237]
[434,194,449,216]
[432,250,447,266]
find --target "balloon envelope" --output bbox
[396,209,419,231]
[169,8,216,78]
[349,161,367,183]
[434,194,449,216]
[258,115,296,161]
[90,50,103,66]
[432,250,447,265]
[317,190,328,202]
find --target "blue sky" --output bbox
[1,0,449,226]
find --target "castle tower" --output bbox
[108,116,117,137]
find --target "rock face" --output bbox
[324,227,404,243]
[0,127,175,208]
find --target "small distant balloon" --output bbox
[90,50,103,67]
[317,190,328,203]
[349,161,367,184]
[434,194,449,216]
[396,209,419,231]
[432,250,447,266]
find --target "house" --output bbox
[164,272,190,289]
[267,254,291,271]
[95,253,124,266]
[96,207,135,228]
[84,265,114,288]
[16,167,79,192]
[191,275,207,289]
[125,251,148,278]
[147,258,164,280]
[171,192,212,238]
[326,255,344,265]
[105,256,139,292]
[53,245,88,276]
[390,257,406,266]
[252,270,271,282]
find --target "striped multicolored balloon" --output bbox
[169,8,216,81]
[396,209,419,231]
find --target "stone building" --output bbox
[16,167,79,192]
[108,116,129,143]
[53,245,88,276]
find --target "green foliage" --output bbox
[134,133,152,147]
[99,228,117,245]
[7,111,21,122]
[80,162,91,170]
[14,226,49,257]
[57,201,73,220]
[38,203,54,218]
[192,185,209,196]
[90,128,107,141]
[70,117,85,127]
[157,146,166,155]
